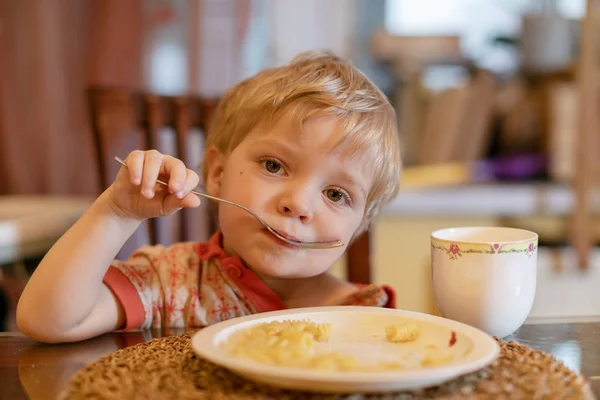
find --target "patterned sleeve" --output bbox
[339,284,396,308]
[102,242,202,330]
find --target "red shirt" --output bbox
[104,231,395,330]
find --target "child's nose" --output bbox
[277,190,313,223]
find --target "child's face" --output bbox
[206,113,373,279]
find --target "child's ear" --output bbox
[204,146,225,197]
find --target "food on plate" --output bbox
[385,323,419,343]
[449,331,457,347]
[225,319,456,371]
[227,320,364,370]
[421,351,454,367]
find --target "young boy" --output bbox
[17,51,402,343]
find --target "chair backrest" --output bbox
[87,86,372,283]
[571,0,599,270]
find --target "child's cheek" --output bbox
[221,175,254,209]
[326,212,361,240]
[220,205,250,228]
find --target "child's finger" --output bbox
[161,193,182,215]
[161,156,187,195]
[162,192,199,214]
[176,170,201,208]
[163,171,201,211]
[180,193,201,209]
[125,150,144,185]
[178,169,201,200]
[140,150,163,198]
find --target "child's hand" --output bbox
[106,150,201,221]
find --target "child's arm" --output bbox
[16,150,201,343]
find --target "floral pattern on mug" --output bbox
[527,242,535,257]
[497,242,538,257]
[431,240,537,260]
[447,244,462,260]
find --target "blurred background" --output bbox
[0,0,598,344]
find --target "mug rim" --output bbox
[431,226,538,245]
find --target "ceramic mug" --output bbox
[431,227,538,338]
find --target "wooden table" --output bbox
[1,323,600,399]
[0,196,93,265]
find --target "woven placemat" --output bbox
[61,334,596,400]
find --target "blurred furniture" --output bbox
[367,22,600,315]
[0,195,93,330]
[372,17,600,271]
[571,0,599,270]
[417,70,496,165]
[87,87,373,283]
[371,30,484,166]
[87,86,218,256]
[371,29,464,70]
[0,196,93,265]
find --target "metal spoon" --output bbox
[114,156,343,249]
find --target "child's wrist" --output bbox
[96,190,143,228]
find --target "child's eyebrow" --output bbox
[335,170,368,197]
[250,138,296,155]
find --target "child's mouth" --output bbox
[265,229,303,248]
[275,230,301,242]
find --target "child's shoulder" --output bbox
[124,232,228,267]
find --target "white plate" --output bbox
[191,306,499,394]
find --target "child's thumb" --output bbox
[163,193,200,215]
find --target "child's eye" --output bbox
[261,158,285,175]
[324,188,351,206]
[326,189,343,202]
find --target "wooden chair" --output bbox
[87,87,218,259]
[572,0,600,270]
[86,87,373,283]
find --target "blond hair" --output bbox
[202,51,401,235]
